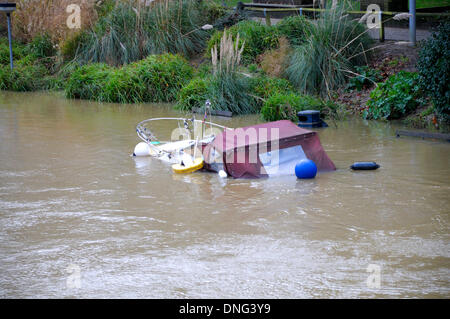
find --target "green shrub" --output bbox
[132,54,194,103]
[417,21,450,123]
[365,72,426,120]
[202,0,228,24]
[0,64,48,91]
[208,71,255,114]
[176,72,256,115]
[247,63,260,74]
[0,39,26,66]
[0,36,58,92]
[65,63,112,100]
[26,33,56,59]
[77,0,208,66]
[206,20,279,64]
[94,0,116,19]
[15,54,38,67]
[196,63,213,78]
[261,92,325,122]
[346,66,382,91]
[285,3,373,97]
[66,53,193,103]
[210,3,249,31]
[60,31,85,61]
[176,77,209,111]
[99,68,145,104]
[276,15,312,46]
[249,75,294,108]
[41,75,65,91]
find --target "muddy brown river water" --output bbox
[0,91,449,298]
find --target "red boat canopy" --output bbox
[203,120,335,178]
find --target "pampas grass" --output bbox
[75,0,208,66]
[211,30,245,75]
[285,1,373,98]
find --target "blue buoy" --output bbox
[295,159,317,179]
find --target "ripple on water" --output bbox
[0,91,449,298]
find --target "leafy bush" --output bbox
[206,20,279,64]
[0,37,56,91]
[417,21,450,123]
[175,73,255,114]
[210,4,249,31]
[346,66,382,91]
[132,54,194,103]
[202,0,228,24]
[247,63,260,74]
[99,68,145,104]
[365,72,426,120]
[249,75,294,108]
[177,74,295,115]
[176,77,209,111]
[261,92,326,122]
[26,33,56,59]
[60,31,85,61]
[65,63,112,100]
[178,29,255,115]
[66,53,193,103]
[276,15,312,46]
[0,39,26,66]
[210,72,255,114]
[0,64,49,91]
[95,0,116,19]
[76,0,208,66]
[285,3,373,97]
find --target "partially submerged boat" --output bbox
[135,115,229,170]
[134,116,335,178]
[203,120,336,178]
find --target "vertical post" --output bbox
[409,0,416,46]
[379,11,385,42]
[264,9,271,26]
[7,12,13,70]
[236,2,244,12]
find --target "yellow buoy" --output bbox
[172,158,204,174]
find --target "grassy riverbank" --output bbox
[0,0,448,131]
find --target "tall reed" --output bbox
[211,30,245,76]
[285,1,373,98]
[76,0,208,66]
[209,30,255,114]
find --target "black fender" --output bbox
[350,162,380,170]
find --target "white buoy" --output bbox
[133,142,151,157]
[218,170,227,178]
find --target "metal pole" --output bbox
[6,12,13,70]
[379,11,385,43]
[409,0,416,46]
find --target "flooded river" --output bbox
[0,91,449,298]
